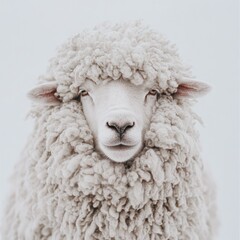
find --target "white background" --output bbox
[0,0,239,239]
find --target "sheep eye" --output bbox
[147,89,159,96]
[79,90,89,97]
[73,90,89,101]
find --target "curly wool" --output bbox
[1,22,216,240]
[41,21,192,101]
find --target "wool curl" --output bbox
[1,21,217,240]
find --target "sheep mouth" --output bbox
[100,142,142,163]
[105,144,135,151]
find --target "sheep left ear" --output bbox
[27,81,61,105]
[174,80,211,98]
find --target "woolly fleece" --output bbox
[1,21,217,240]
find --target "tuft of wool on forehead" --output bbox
[42,21,192,102]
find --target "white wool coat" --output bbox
[1,22,217,240]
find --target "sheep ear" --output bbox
[175,80,211,98]
[27,82,60,105]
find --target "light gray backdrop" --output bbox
[0,0,239,239]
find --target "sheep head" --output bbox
[27,21,211,163]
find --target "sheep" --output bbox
[1,21,217,240]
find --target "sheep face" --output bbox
[78,79,159,162]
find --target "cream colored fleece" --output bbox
[1,21,217,240]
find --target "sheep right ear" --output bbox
[174,80,211,98]
[27,82,61,105]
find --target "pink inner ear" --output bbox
[177,83,197,97]
[35,88,56,98]
[28,82,60,105]
[175,81,211,98]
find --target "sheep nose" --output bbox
[106,121,135,136]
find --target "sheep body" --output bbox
[1,21,217,239]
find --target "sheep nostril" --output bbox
[122,122,135,133]
[106,122,121,134]
[106,121,135,135]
